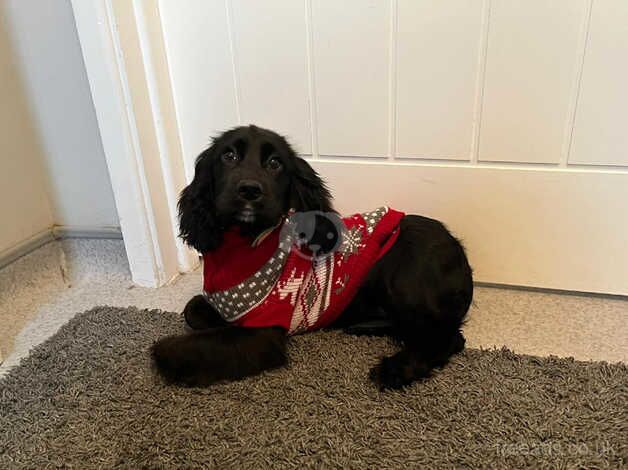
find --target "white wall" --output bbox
[0,8,53,253]
[3,0,118,229]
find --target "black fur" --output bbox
[152,326,287,387]
[152,125,473,390]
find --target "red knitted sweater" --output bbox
[202,207,405,335]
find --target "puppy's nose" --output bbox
[237,180,263,201]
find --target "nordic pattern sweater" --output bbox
[202,207,405,335]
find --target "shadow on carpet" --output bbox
[1,306,626,469]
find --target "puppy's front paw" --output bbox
[183,295,225,330]
[369,357,408,390]
[369,351,430,391]
[151,335,194,385]
[151,327,288,387]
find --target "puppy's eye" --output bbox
[267,156,282,171]
[221,151,239,163]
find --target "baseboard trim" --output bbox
[0,226,123,270]
[52,225,123,240]
[475,281,628,301]
[0,230,55,270]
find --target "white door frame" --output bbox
[71,0,197,287]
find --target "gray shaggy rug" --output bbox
[0,306,626,469]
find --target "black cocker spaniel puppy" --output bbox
[152,125,473,390]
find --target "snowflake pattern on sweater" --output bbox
[203,206,405,335]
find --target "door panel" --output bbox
[312,160,628,296]
[159,0,238,167]
[479,0,588,164]
[231,0,312,154]
[569,0,628,166]
[396,0,483,160]
[311,0,390,157]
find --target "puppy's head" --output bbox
[178,125,334,252]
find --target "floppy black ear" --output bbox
[289,157,334,212]
[178,148,222,253]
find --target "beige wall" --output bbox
[0,10,52,253]
[0,0,120,256]
[3,0,118,228]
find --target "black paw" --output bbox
[151,327,288,388]
[183,295,225,330]
[369,352,430,390]
[151,335,193,385]
[151,333,219,387]
[452,330,466,354]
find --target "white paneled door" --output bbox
[75,0,628,294]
